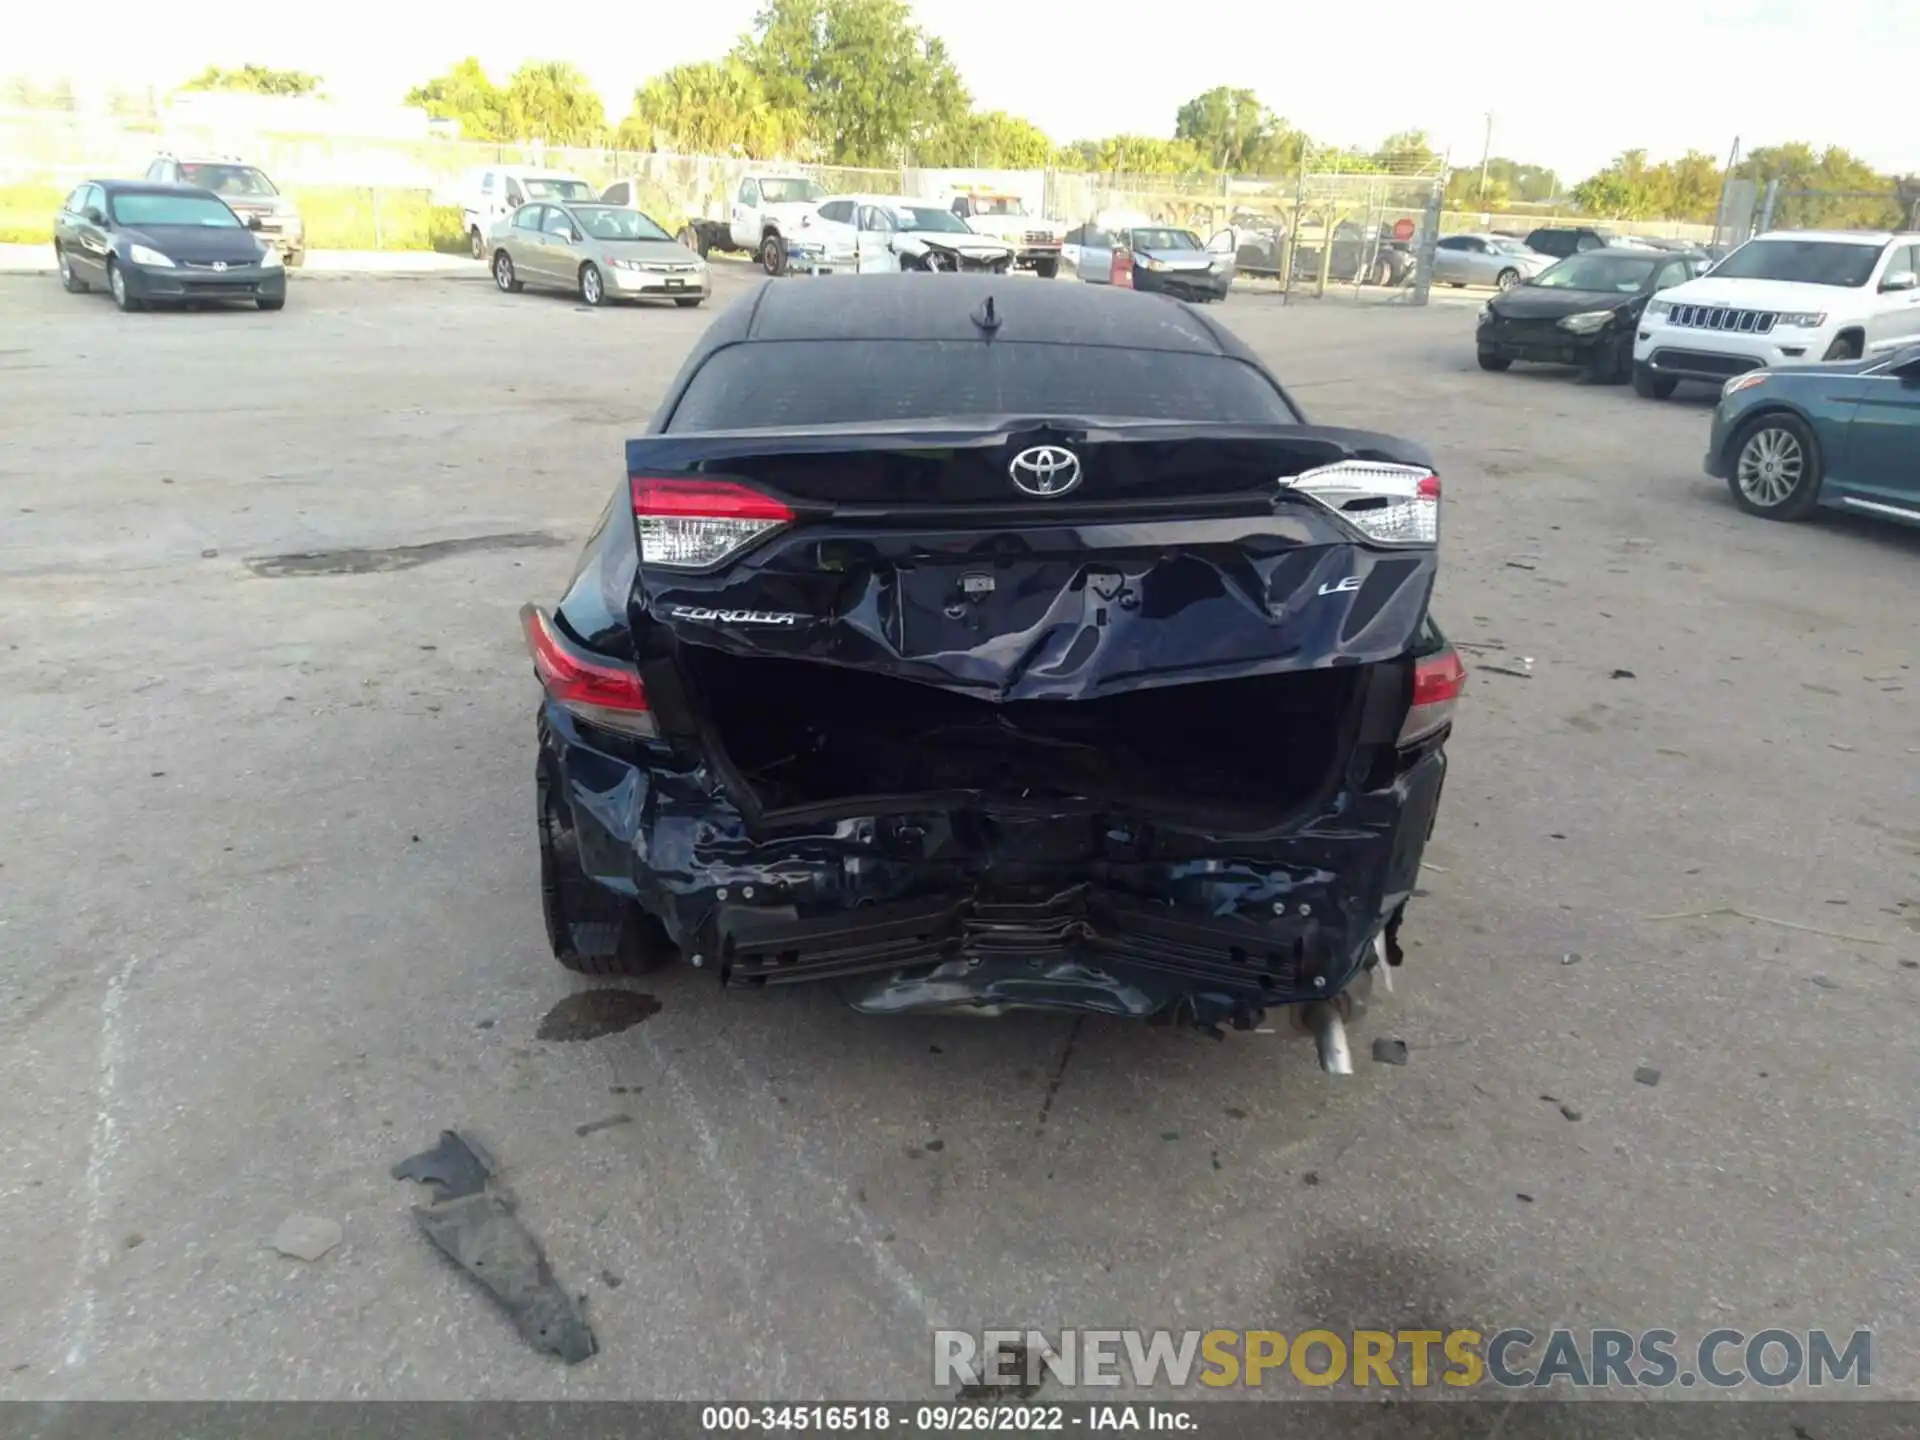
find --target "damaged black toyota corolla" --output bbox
[525,274,1464,1054]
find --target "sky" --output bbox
[14,0,1916,182]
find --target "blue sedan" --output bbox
[1704,344,1920,526]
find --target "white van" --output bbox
[458,166,595,260]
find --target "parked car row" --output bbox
[1470,226,1920,534]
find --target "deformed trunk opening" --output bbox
[681,646,1364,821]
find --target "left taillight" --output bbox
[521,604,657,739]
[1399,646,1465,746]
[632,476,794,570]
[1285,460,1440,546]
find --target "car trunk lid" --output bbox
[624,419,1438,704]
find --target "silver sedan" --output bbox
[1430,233,1555,291]
[488,202,710,308]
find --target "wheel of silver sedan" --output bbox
[1735,425,1804,508]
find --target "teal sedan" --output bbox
[1705,343,1920,526]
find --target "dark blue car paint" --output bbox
[531,276,1454,1022]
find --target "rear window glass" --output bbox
[668,340,1298,430]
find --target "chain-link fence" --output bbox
[1754,184,1919,235]
[1039,152,1447,304]
[1274,150,1447,303]
[0,107,904,248]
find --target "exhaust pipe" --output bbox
[1305,1003,1353,1075]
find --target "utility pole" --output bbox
[1477,112,1493,203]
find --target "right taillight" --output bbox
[1285,461,1439,546]
[522,604,657,739]
[632,476,794,570]
[1399,647,1466,746]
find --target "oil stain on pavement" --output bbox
[244,531,565,578]
[536,990,662,1042]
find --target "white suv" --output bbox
[1632,229,1920,398]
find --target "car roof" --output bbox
[1744,229,1912,245]
[92,180,218,195]
[736,274,1239,355]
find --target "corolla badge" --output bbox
[1008,445,1083,498]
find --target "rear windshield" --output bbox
[667,340,1299,430]
[1711,238,1883,287]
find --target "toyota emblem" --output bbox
[211,261,227,272]
[1008,445,1083,498]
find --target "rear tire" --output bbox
[469,226,485,261]
[1727,411,1822,521]
[1477,349,1512,372]
[760,232,786,276]
[538,759,674,976]
[493,250,522,293]
[1632,363,1678,399]
[1032,258,1059,279]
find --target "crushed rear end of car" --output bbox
[530,416,1463,1034]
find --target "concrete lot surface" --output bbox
[2,267,1917,1401]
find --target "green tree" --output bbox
[405,58,508,141]
[181,63,321,96]
[1173,87,1266,171]
[1570,149,1667,218]
[502,60,607,147]
[735,0,970,166]
[1170,87,1306,175]
[1058,134,1209,175]
[1660,149,1722,222]
[1746,143,1901,229]
[1372,129,1441,172]
[916,111,1054,168]
[616,58,807,157]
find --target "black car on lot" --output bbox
[524,274,1465,1046]
[1477,248,1703,382]
[53,181,287,313]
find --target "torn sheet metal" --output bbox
[391,1130,598,1365]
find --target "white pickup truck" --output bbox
[723,173,832,274]
[946,193,1066,277]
